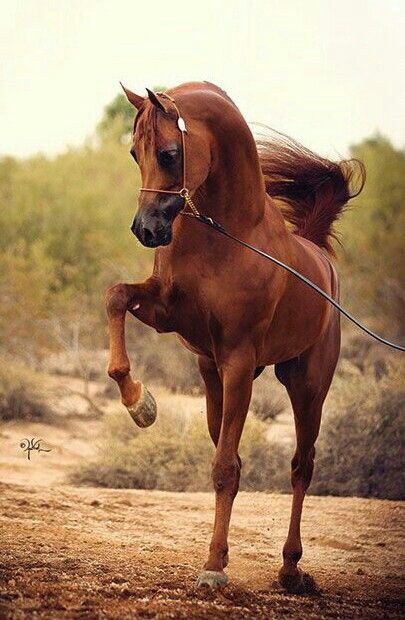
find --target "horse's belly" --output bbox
[260,286,336,364]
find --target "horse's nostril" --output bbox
[143,227,154,244]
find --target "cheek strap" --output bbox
[139,95,200,217]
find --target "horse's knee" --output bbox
[108,364,130,381]
[105,283,129,317]
[212,459,240,494]
[291,447,315,489]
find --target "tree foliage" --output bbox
[337,134,405,335]
[97,93,134,143]
[0,137,150,360]
[0,93,403,363]
[97,86,167,144]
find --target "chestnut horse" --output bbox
[106,81,364,591]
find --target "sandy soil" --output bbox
[0,376,210,487]
[0,376,404,618]
[0,483,404,619]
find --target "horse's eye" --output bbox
[130,147,138,163]
[158,148,178,168]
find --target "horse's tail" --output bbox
[256,129,366,255]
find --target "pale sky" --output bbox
[1,0,404,159]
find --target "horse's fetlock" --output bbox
[283,548,302,565]
[209,542,228,557]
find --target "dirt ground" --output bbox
[1,484,404,619]
[0,377,404,619]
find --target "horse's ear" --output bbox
[146,88,168,113]
[120,82,144,110]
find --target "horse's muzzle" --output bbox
[131,196,183,248]
[131,210,174,247]
[132,217,172,247]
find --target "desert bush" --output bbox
[71,405,290,492]
[311,361,404,500]
[0,356,53,421]
[43,349,110,382]
[44,330,204,396]
[130,332,203,395]
[250,370,286,422]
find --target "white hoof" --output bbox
[196,570,228,588]
[126,384,157,428]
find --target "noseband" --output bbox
[139,93,200,217]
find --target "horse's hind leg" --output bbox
[275,317,340,593]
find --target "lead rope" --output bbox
[140,93,404,352]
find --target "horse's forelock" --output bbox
[133,103,159,151]
[134,99,181,151]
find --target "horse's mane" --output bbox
[256,127,366,255]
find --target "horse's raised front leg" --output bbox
[197,349,255,588]
[105,277,161,427]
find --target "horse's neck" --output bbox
[160,114,271,271]
[195,126,267,235]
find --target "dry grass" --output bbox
[250,369,287,422]
[0,356,54,422]
[21,330,405,501]
[45,332,203,396]
[70,404,290,493]
[70,342,404,500]
[312,358,405,500]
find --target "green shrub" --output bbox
[70,404,290,492]
[0,357,53,421]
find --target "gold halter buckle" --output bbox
[180,187,199,217]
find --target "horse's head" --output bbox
[122,84,212,248]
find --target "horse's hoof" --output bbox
[196,570,228,589]
[126,384,157,428]
[278,566,318,595]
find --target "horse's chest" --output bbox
[162,278,212,331]
[165,274,236,321]
[155,274,263,356]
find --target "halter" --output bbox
[139,93,200,217]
